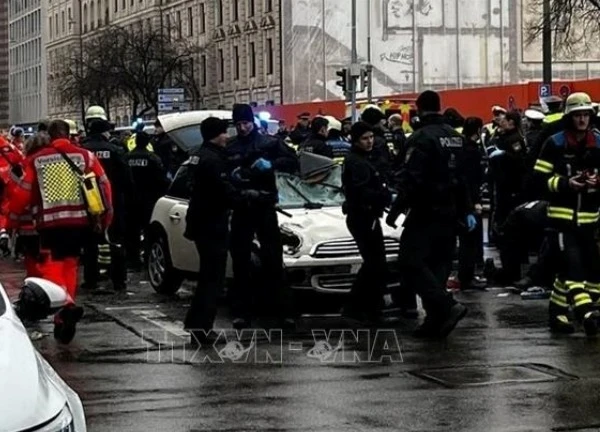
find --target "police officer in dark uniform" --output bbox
[227,104,299,329]
[361,106,393,182]
[81,119,133,291]
[183,118,248,343]
[341,122,392,322]
[299,116,334,158]
[289,112,311,146]
[386,90,472,338]
[123,132,170,268]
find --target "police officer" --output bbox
[341,122,392,323]
[387,114,407,160]
[386,90,472,338]
[289,112,311,145]
[227,104,299,329]
[183,118,247,343]
[524,109,546,150]
[483,105,507,147]
[533,92,600,335]
[361,106,393,182]
[488,110,527,246]
[299,116,334,158]
[124,132,170,268]
[81,119,133,292]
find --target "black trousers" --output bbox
[398,220,457,320]
[229,206,291,321]
[184,222,229,332]
[345,213,388,315]
[82,223,127,288]
[125,202,153,266]
[527,234,560,287]
[458,214,484,286]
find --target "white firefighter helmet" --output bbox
[323,115,341,132]
[64,119,78,135]
[524,109,545,121]
[85,105,107,121]
[361,104,383,114]
[564,92,594,115]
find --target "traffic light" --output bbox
[336,69,349,94]
[358,68,369,93]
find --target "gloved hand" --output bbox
[386,213,398,229]
[466,214,477,232]
[251,158,272,172]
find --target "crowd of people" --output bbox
[4,88,600,346]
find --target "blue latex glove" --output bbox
[466,214,477,232]
[251,158,272,172]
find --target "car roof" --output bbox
[157,110,232,133]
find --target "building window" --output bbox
[82,5,87,32]
[266,37,273,75]
[114,0,117,12]
[90,1,95,30]
[233,0,239,21]
[187,7,193,36]
[248,0,255,17]
[177,11,182,38]
[130,0,133,6]
[49,17,52,38]
[54,13,58,36]
[98,0,102,26]
[199,3,205,33]
[61,11,65,33]
[121,0,125,10]
[201,54,207,86]
[216,0,223,26]
[233,46,239,80]
[218,48,224,82]
[165,14,171,41]
[265,0,272,13]
[249,42,256,78]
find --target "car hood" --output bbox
[279,207,403,255]
[0,313,65,432]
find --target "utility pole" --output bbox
[350,0,358,122]
[366,0,373,103]
[542,0,552,85]
[78,0,85,125]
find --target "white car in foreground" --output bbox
[145,109,404,297]
[0,279,86,432]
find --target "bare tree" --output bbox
[56,22,202,118]
[525,0,600,59]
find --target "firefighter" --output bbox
[386,90,471,338]
[323,116,351,164]
[9,120,113,343]
[533,92,600,335]
[482,106,506,146]
[341,122,392,323]
[0,135,24,257]
[124,132,169,268]
[81,118,133,292]
[299,116,334,158]
[226,103,298,330]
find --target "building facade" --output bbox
[0,1,10,129]
[46,0,281,125]
[8,0,47,126]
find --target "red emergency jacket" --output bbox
[9,138,113,230]
[0,137,24,230]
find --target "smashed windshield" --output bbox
[276,165,344,209]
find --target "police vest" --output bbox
[127,134,154,152]
[543,112,563,124]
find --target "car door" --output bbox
[164,165,199,272]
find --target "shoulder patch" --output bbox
[550,131,567,148]
[188,155,200,165]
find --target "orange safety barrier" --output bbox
[255,79,600,126]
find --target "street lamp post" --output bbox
[78,0,85,124]
[542,0,552,85]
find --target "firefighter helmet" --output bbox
[85,105,107,121]
[564,92,594,115]
[64,119,78,135]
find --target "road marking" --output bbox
[104,305,159,311]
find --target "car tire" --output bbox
[147,232,184,296]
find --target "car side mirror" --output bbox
[14,277,70,322]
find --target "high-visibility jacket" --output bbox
[126,134,154,152]
[0,138,24,231]
[533,129,600,228]
[543,112,563,125]
[9,138,113,230]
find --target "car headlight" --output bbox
[280,225,303,256]
[35,404,74,432]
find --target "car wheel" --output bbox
[147,233,184,295]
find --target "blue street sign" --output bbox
[539,84,551,98]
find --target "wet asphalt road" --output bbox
[6,261,600,432]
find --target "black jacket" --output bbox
[370,126,393,182]
[82,134,133,215]
[124,147,170,209]
[299,134,334,159]
[289,125,311,145]
[388,114,472,225]
[226,129,298,200]
[184,142,239,240]
[152,132,188,179]
[460,137,484,204]
[342,146,391,218]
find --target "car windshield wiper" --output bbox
[284,177,323,209]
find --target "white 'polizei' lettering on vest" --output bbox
[439,137,463,148]
[128,159,148,167]
[95,150,111,159]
